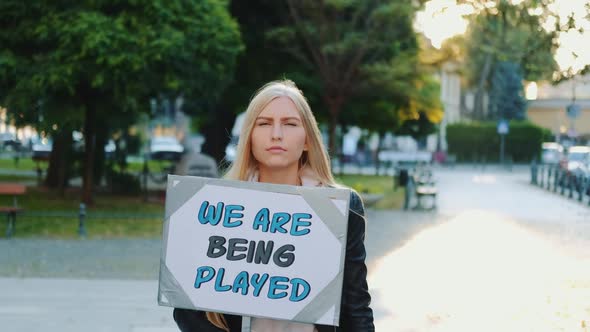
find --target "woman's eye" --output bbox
[285,123,298,126]
[257,122,270,126]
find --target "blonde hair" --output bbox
[224,79,336,186]
[206,80,336,331]
[205,312,229,331]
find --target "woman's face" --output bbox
[250,96,308,171]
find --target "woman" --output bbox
[174,80,374,332]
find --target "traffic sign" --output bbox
[497,120,509,135]
[567,104,581,119]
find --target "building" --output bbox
[526,74,590,141]
[430,61,462,152]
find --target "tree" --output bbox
[0,0,243,204]
[459,0,559,119]
[198,0,318,165]
[489,61,527,120]
[267,0,425,155]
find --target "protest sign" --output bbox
[158,175,350,326]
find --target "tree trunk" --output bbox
[82,105,96,205]
[325,97,343,158]
[201,104,237,167]
[45,128,72,195]
[374,132,384,175]
[474,52,493,120]
[328,114,338,160]
[93,123,108,186]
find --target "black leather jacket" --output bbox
[173,191,375,332]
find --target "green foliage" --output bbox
[489,61,527,120]
[462,0,558,85]
[0,0,243,119]
[0,0,243,200]
[266,0,426,150]
[447,121,552,162]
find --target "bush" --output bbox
[447,121,551,162]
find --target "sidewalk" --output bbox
[0,278,177,332]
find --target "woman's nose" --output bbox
[271,123,283,140]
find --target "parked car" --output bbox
[224,136,239,162]
[31,136,118,161]
[104,139,116,159]
[149,136,184,161]
[0,132,21,151]
[32,137,53,161]
[540,142,564,165]
[565,146,590,174]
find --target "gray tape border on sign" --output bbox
[158,262,195,309]
[293,186,350,325]
[165,175,208,219]
[160,175,351,325]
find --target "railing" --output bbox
[531,162,590,205]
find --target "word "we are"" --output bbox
[197,201,312,237]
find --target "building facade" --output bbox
[527,74,590,141]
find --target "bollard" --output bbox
[546,167,552,190]
[531,160,538,185]
[580,176,584,201]
[569,175,574,198]
[553,167,561,192]
[78,203,87,237]
[403,175,413,210]
[539,165,544,187]
[5,213,14,238]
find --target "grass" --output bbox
[0,174,38,182]
[0,158,40,170]
[118,159,174,173]
[335,174,405,210]
[0,187,164,239]
[0,156,172,174]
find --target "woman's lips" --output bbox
[267,146,286,152]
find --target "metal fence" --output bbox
[531,162,590,205]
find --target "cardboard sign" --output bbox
[158,175,350,326]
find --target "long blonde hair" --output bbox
[206,80,336,331]
[224,79,335,186]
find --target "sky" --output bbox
[414,0,590,74]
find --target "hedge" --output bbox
[446,121,552,162]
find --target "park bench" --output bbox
[0,183,26,238]
[412,170,437,210]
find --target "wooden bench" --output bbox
[0,183,26,238]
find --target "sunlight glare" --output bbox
[417,0,590,71]
[526,82,538,100]
[369,210,590,331]
[415,0,472,49]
